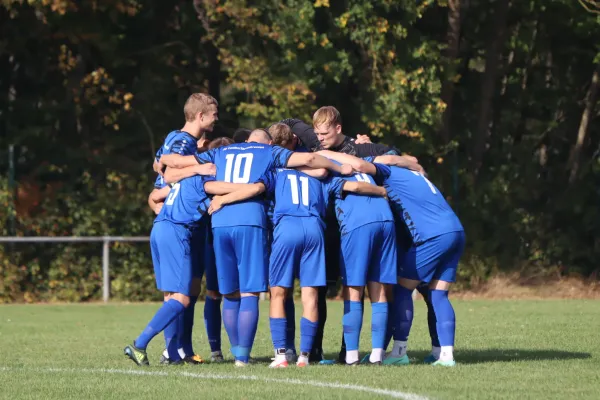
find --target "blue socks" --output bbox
[179,295,197,357]
[222,297,240,356]
[393,285,414,341]
[270,317,287,350]
[430,289,455,346]
[284,297,296,352]
[300,317,318,354]
[135,299,185,350]
[342,300,363,351]
[371,302,388,350]
[237,296,259,363]
[204,296,222,352]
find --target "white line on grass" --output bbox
[1,366,430,400]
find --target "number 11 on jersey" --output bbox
[287,174,309,206]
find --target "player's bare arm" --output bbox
[316,150,377,175]
[147,186,171,215]
[372,155,424,173]
[163,163,216,184]
[204,181,257,196]
[287,152,353,176]
[208,183,266,215]
[157,154,198,172]
[295,167,329,179]
[342,181,387,198]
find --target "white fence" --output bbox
[0,236,149,303]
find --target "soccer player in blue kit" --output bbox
[325,152,465,366]
[158,129,353,366]
[146,93,219,365]
[261,124,389,367]
[125,149,248,366]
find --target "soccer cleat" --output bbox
[183,354,205,364]
[383,354,410,366]
[234,360,249,368]
[345,360,359,367]
[210,351,225,363]
[296,354,309,367]
[318,358,336,365]
[285,349,297,363]
[269,358,289,368]
[432,359,456,367]
[360,353,371,364]
[159,353,170,365]
[423,353,438,364]
[309,348,324,362]
[124,343,149,366]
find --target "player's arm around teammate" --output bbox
[148,186,171,215]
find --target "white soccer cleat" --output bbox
[234,360,249,368]
[296,355,309,367]
[269,356,289,368]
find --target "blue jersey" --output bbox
[154,175,214,228]
[372,163,464,244]
[330,164,394,235]
[195,143,293,228]
[154,130,199,189]
[260,169,345,227]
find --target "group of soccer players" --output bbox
[124,92,465,368]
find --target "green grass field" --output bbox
[1,300,599,399]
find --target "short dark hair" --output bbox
[233,128,251,143]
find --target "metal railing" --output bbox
[0,236,149,303]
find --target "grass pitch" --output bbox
[1,299,599,399]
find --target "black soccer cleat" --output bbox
[124,343,149,366]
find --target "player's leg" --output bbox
[125,222,191,366]
[417,283,441,363]
[213,227,241,360]
[367,221,397,364]
[284,291,296,359]
[387,233,451,365]
[429,231,465,367]
[235,226,269,366]
[268,220,299,367]
[203,227,224,362]
[340,227,372,366]
[297,218,326,366]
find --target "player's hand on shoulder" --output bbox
[401,155,425,174]
[208,195,224,215]
[340,163,354,176]
[355,134,372,144]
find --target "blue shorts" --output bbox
[150,221,199,296]
[212,226,268,294]
[269,217,326,288]
[400,231,466,283]
[340,221,397,286]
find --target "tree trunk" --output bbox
[438,0,463,145]
[471,0,511,175]
[568,62,600,183]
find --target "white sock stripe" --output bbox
[0,366,430,400]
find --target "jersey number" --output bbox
[354,173,372,183]
[411,171,437,194]
[287,174,309,206]
[165,183,181,206]
[224,153,254,183]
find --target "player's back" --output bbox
[196,142,292,228]
[154,175,211,228]
[333,171,394,235]
[263,168,330,226]
[376,164,463,244]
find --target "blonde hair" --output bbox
[183,93,218,122]
[268,123,294,148]
[312,106,342,128]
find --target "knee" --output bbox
[171,293,190,308]
[270,287,287,301]
[206,290,222,300]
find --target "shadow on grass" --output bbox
[319,349,591,365]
